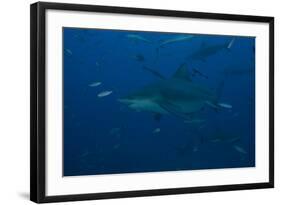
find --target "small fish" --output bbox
[208,129,241,143]
[227,38,235,49]
[126,34,152,43]
[109,127,121,135]
[228,137,241,143]
[192,146,198,152]
[88,82,102,87]
[232,112,240,118]
[142,66,166,80]
[113,144,121,149]
[80,151,90,158]
[218,103,232,109]
[199,124,206,130]
[97,91,113,98]
[74,34,86,42]
[65,48,72,55]
[153,128,161,133]
[184,119,206,124]
[233,145,247,154]
[210,139,221,143]
[132,54,145,62]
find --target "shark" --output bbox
[188,38,235,62]
[126,34,152,43]
[118,64,231,119]
[159,35,194,47]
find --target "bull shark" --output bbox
[118,64,231,119]
[159,35,194,47]
[126,34,152,43]
[188,38,235,62]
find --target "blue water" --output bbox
[63,27,255,176]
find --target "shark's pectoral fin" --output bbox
[158,102,190,120]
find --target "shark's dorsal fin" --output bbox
[172,63,192,81]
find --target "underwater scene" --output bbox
[63,27,255,176]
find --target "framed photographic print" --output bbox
[30,2,274,203]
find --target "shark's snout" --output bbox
[118,97,141,111]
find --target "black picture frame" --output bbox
[30,1,274,203]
